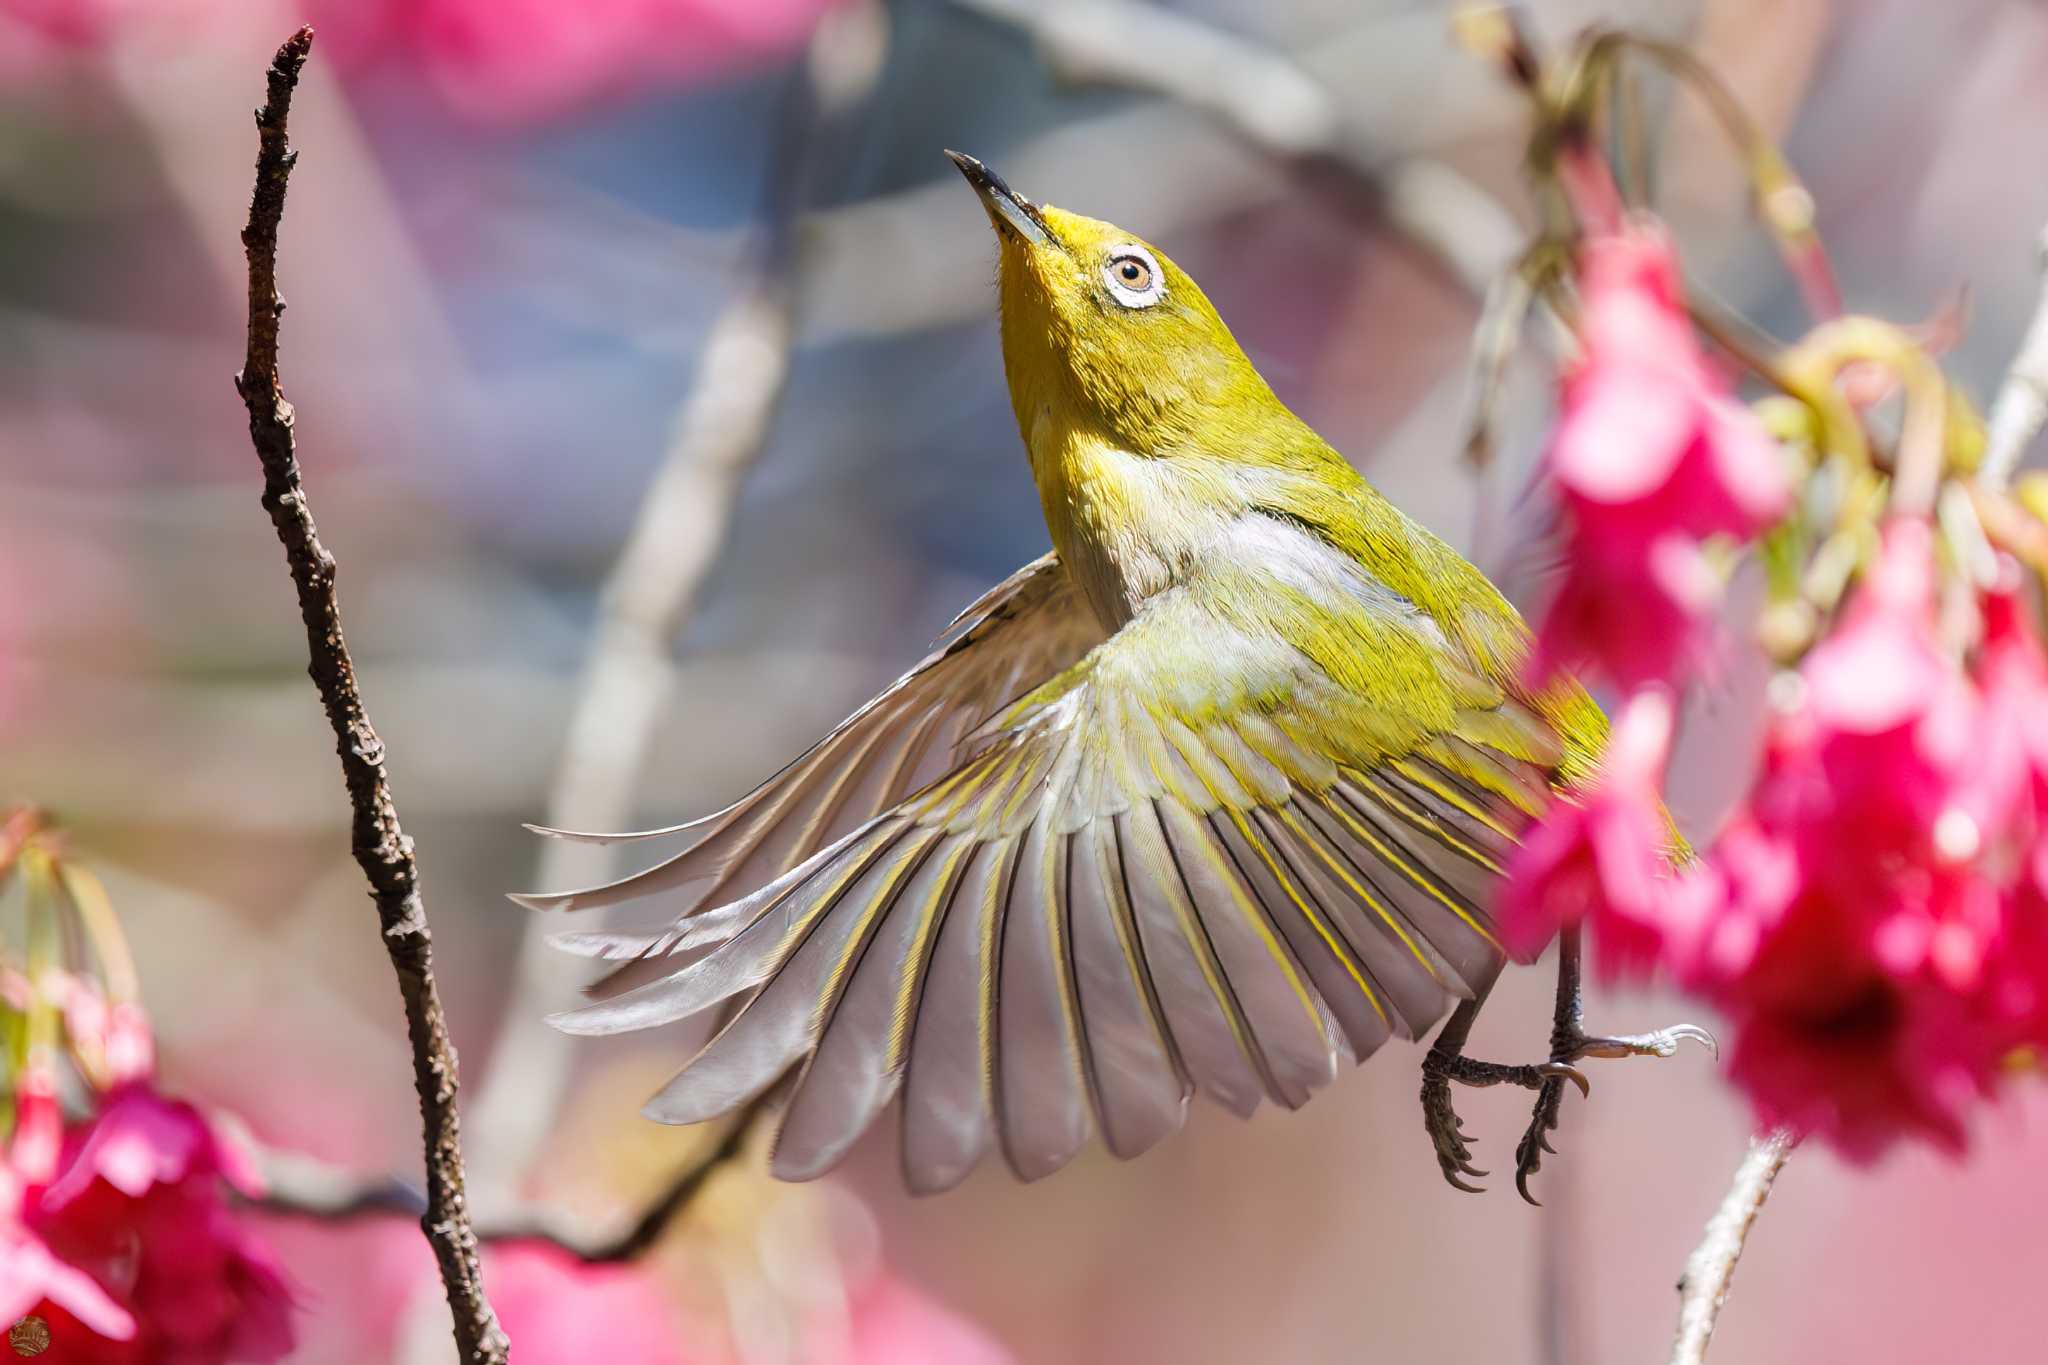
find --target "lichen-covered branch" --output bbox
[1670,1130,1795,1365]
[231,27,507,1364]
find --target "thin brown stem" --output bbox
[250,1096,769,1263]
[1670,1130,1795,1365]
[231,28,507,1364]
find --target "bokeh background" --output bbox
[6,0,2048,1360]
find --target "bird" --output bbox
[522,152,1710,1201]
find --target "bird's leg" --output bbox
[1419,977,1588,1194]
[1511,926,1717,1203]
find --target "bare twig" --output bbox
[250,1096,768,1263]
[231,28,507,1364]
[1670,1130,1795,1365]
[250,1147,428,1224]
[466,0,887,1199]
[1983,223,2048,489]
[478,1097,765,1263]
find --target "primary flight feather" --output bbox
[526,152,1612,1194]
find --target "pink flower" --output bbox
[27,1084,294,1363]
[39,1086,261,1210]
[1966,571,2048,858]
[1,1168,134,1347]
[9,1062,63,1186]
[1721,960,2004,1159]
[1529,221,1790,690]
[1685,520,2037,1157]
[486,1242,693,1365]
[1499,688,1702,979]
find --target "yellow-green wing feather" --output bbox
[552,529,1593,1191]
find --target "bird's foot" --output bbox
[1421,1042,1588,1194]
[1510,1020,1718,1204]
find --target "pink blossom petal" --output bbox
[1552,366,1700,505]
[1501,689,1689,981]
[1,1171,135,1342]
[42,1087,214,1207]
[1532,219,1789,690]
[1702,396,1794,526]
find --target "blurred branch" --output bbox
[1984,223,2048,488]
[806,3,1700,343]
[465,0,888,1201]
[954,0,1339,156]
[946,0,1524,298]
[474,1097,764,1264]
[1670,1130,1795,1365]
[250,1147,427,1223]
[250,1096,768,1264]
[231,28,507,1365]
[464,273,796,1191]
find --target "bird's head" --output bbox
[947,151,1282,460]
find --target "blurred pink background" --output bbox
[5,0,2046,1360]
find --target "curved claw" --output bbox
[1447,1171,1487,1195]
[1538,1062,1591,1098]
[1515,1167,1544,1207]
[1669,1023,1720,1059]
[1572,1023,1720,1061]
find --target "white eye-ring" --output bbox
[1102,244,1165,309]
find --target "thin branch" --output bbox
[1983,223,2048,489]
[250,1097,768,1263]
[250,1148,428,1224]
[1670,1130,1796,1365]
[479,1097,765,1264]
[231,28,507,1364]
[465,0,887,1198]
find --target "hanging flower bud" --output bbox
[1529,222,1792,690]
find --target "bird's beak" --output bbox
[946,150,1055,248]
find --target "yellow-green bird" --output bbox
[528,153,1708,1200]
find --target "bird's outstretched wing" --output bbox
[548,540,1589,1192]
[515,553,1105,926]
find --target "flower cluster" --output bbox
[1506,208,2048,1159]
[2,813,294,1362]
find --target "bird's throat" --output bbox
[1024,422,1228,632]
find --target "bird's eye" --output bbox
[1102,246,1165,309]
